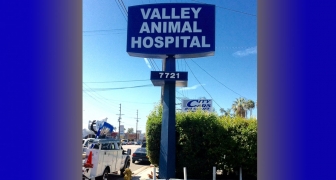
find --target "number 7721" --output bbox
[159,72,179,79]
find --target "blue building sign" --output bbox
[127,3,215,58]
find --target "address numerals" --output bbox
[159,72,180,79]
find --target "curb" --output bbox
[132,165,152,176]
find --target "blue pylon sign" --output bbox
[127,3,215,179]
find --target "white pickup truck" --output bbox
[82,138,131,180]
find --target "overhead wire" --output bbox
[84,79,150,83]
[191,59,247,99]
[119,0,128,15]
[184,60,222,109]
[179,59,187,98]
[83,83,120,111]
[115,0,128,21]
[114,0,160,72]
[149,58,160,70]
[84,83,156,123]
[147,58,157,71]
[83,84,153,92]
[83,29,126,36]
[191,0,256,17]
[84,1,159,124]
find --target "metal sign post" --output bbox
[150,55,187,178]
[159,55,176,178]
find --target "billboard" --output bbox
[128,133,136,139]
[127,3,215,58]
[181,99,212,112]
[120,125,124,135]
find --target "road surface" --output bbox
[107,144,151,180]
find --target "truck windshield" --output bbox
[90,143,100,149]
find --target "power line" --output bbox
[191,0,256,17]
[83,84,153,92]
[112,1,161,73]
[83,83,120,110]
[83,94,121,121]
[83,29,126,33]
[84,79,150,83]
[104,99,156,104]
[149,58,160,70]
[191,60,246,99]
[176,90,186,98]
[115,0,128,21]
[147,58,157,71]
[84,83,154,113]
[185,61,222,109]
[119,0,128,15]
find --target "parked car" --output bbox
[132,145,149,164]
[127,141,134,145]
[121,139,128,145]
[122,141,128,145]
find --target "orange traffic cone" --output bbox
[84,151,93,168]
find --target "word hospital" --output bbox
[130,7,211,49]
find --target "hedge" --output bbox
[146,105,257,179]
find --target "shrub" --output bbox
[146,104,162,166]
[146,106,257,179]
[218,116,257,179]
[175,110,227,178]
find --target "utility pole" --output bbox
[135,110,141,142]
[116,104,124,140]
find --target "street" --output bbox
[105,144,151,180]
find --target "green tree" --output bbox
[127,128,134,133]
[232,97,247,118]
[246,100,255,118]
[220,108,225,115]
[225,108,232,117]
[220,108,232,117]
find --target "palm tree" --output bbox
[246,100,255,118]
[232,97,247,118]
[219,108,225,115]
[225,108,232,117]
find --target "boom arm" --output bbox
[87,119,114,139]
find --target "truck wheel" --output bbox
[126,158,130,168]
[99,168,109,180]
[132,159,135,163]
[120,168,125,177]
[120,158,130,176]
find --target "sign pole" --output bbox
[159,55,176,179]
[161,58,166,105]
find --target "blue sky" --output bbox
[83,0,257,132]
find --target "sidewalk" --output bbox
[130,164,160,180]
[128,167,232,180]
